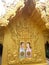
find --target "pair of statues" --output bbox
[19,42,32,60]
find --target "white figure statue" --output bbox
[40,0,46,3]
[0,0,20,17]
[0,0,6,17]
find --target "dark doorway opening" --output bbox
[0,44,3,65]
[45,41,49,59]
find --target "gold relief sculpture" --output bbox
[6,19,46,65]
[7,47,19,65]
[33,50,42,62]
[2,16,47,65]
[0,0,48,65]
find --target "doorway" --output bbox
[0,44,3,65]
[45,41,49,59]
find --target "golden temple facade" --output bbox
[0,0,49,65]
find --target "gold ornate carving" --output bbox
[7,47,19,65]
[7,18,44,65]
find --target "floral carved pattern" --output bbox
[7,18,44,65]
